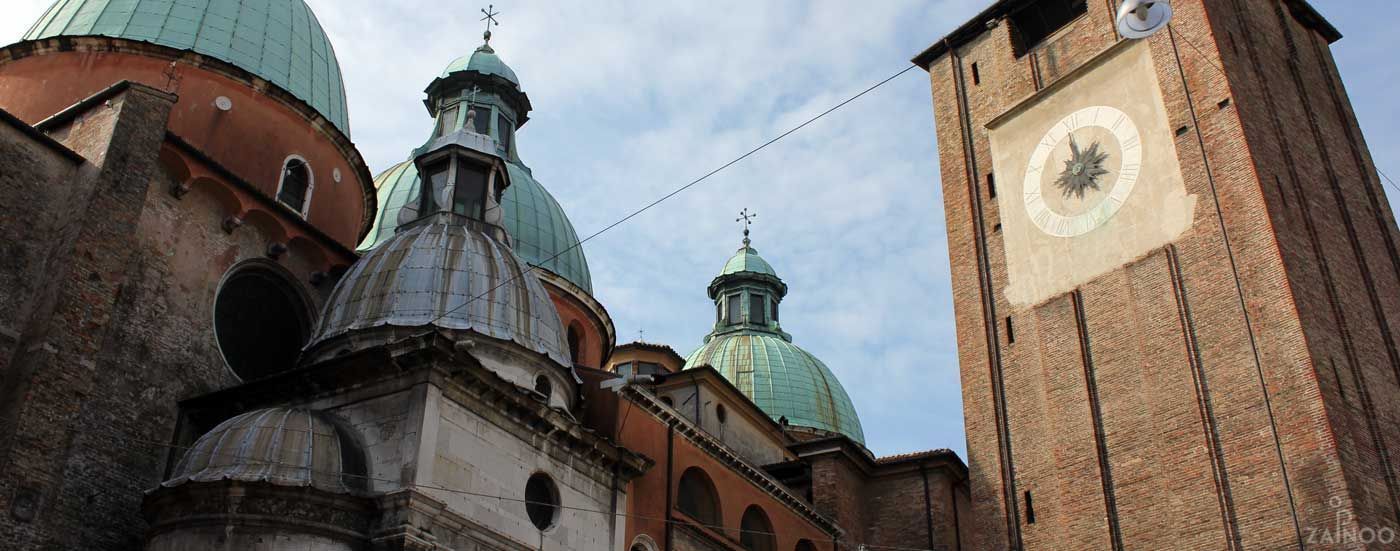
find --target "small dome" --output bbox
[163,408,365,494]
[357,160,594,294]
[721,246,777,277]
[24,0,352,135]
[440,45,520,87]
[319,219,571,366]
[685,332,865,444]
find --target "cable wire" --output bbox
[414,64,919,329]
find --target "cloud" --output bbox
[5,0,1399,460]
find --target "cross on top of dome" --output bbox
[736,208,757,247]
[481,5,501,48]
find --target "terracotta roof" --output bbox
[875,448,959,465]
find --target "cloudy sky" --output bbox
[5,1,1398,459]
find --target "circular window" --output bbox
[214,263,311,381]
[660,395,674,407]
[525,472,560,531]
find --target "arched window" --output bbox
[716,403,728,424]
[534,374,552,400]
[214,262,312,381]
[794,540,817,551]
[567,323,583,364]
[525,472,560,531]
[677,467,721,527]
[275,156,313,215]
[660,395,675,407]
[740,505,776,551]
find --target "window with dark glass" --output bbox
[214,265,311,381]
[276,158,311,212]
[1009,0,1087,55]
[421,160,450,214]
[726,295,742,324]
[677,468,721,525]
[525,473,560,530]
[534,374,552,399]
[437,104,458,136]
[740,506,776,551]
[567,324,582,363]
[749,294,766,324]
[771,300,779,322]
[470,104,491,134]
[497,113,512,155]
[452,161,489,219]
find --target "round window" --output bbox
[525,472,560,531]
[213,264,311,381]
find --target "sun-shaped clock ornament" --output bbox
[1055,138,1110,199]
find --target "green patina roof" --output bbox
[440,45,519,86]
[685,332,865,444]
[721,246,776,277]
[24,0,351,135]
[357,159,593,294]
[685,239,864,444]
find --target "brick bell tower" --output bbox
[914,1,1400,549]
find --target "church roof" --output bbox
[163,408,365,494]
[686,238,864,444]
[319,219,571,367]
[721,245,777,277]
[685,331,865,444]
[440,44,520,87]
[24,0,352,135]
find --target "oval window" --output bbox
[525,472,560,531]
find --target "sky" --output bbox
[3,1,1398,460]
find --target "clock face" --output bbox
[1022,105,1142,237]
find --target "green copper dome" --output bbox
[685,333,865,444]
[357,159,593,294]
[721,246,776,277]
[440,45,519,87]
[24,0,351,135]
[684,237,864,444]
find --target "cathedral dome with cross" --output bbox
[683,211,866,445]
[356,8,611,368]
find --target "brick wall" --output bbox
[0,83,340,549]
[921,0,1400,549]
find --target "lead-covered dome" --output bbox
[163,408,365,494]
[24,0,351,135]
[316,219,571,366]
[440,44,519,87]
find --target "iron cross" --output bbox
[481,5,500,42]
[736,208,757,245]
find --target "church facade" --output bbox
[0,1,968,550]
[914,0,1400,549]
